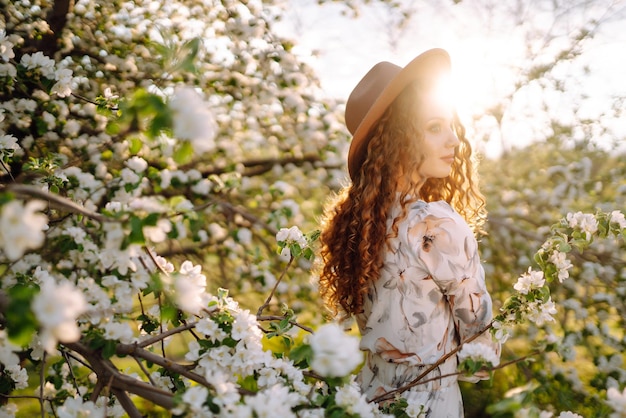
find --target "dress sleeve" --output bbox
[405,204,500,376]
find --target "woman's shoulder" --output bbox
[403,200,471,234]
[407,199,456,218]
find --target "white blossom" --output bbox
[169,86,217,154]
[126,156,148,173]
[0,62,16,78]
[230,310,258,342]
[51,68,74,97]
[57,395,105,418]
[195,318,228,343]
[191,178,212,195]
[549,251,573,283]
[0,30,15,62]
[607,386,626,418]
[244,384,300,418]
[492,320,511,344]
[276,226,307,247]
[0,403,18,418]
[120,167,140,184]
[174,261,209,314]
[558,412,583,418]
[182,385,209,412]
[31,279,88,353]
[154,255,174,273]
[334,381,378,417]
[405,399,427,418]
[566,212,598,240]
[513,268,545,295]
[526,298,557,326]
[5,365,28,390]
[0,200,48,261]
[0,331,20,367]
[20,52,55,78]
[143,219,172,243]
[0,134,20,151]
[299,409,325,418]
[458,342,500,366]
[610,210,626,229]
[103,321,134,343]
[309,323,362,378]
[237,228,252,245]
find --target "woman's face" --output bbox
[415,92,460,180]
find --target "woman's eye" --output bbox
[428,124,441,133]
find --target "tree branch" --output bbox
[136,321,197,349]
[38,0,72,56]
[2,184,114,223]
[63,341,175,411]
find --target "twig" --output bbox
[61,350,82,397]
[0,159,15,182]
[0,394,53,401]
[111,388,142,418]
[71,92,119,112]
[207,196,278,236]
[64,341,175,411]
[401,348,543,388]
[256,315,313,334]
[39,352,46,418]
[137,320,197,349]
[133,356,157,387]
[115,343,252,396]
[370,323,493,404]
[90,379,105,403]
[143,246,171,276]
[257,256,294,317]
[2,184,113,223]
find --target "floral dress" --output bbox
[356,200,499,418]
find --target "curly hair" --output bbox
[317,81,486,318]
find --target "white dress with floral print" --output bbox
[356,200,499,418]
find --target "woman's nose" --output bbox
[447,128,460,147]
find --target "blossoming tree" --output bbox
[1,1,626,417]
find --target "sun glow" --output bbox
[447,39,520,120]
[438,38,526,158]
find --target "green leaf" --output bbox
[173,140,194,165]
[161,304,180,325]
[5,283,39,347]
[138,314,159,334]
[238,374,258,392]
[129,137,143,154]
[288,344,313,368]
[128,215,145,245]
[103,339,118,359]
[290,243,302,258]
[0,192,15,206]
[149,110,173,138]
[144,212,160,226]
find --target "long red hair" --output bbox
[317,81,486,318]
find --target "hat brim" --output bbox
[347,48,451,180]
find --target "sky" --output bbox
[275,0,626,158]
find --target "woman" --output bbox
[318,49,500,417]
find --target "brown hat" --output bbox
[345,48,451,179]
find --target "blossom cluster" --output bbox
[0,200,48,261]
[171,291,387,418]
[457,342,500,367]
[308,323,362,378]
[276,225,312,261]
[169,86,218,155]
